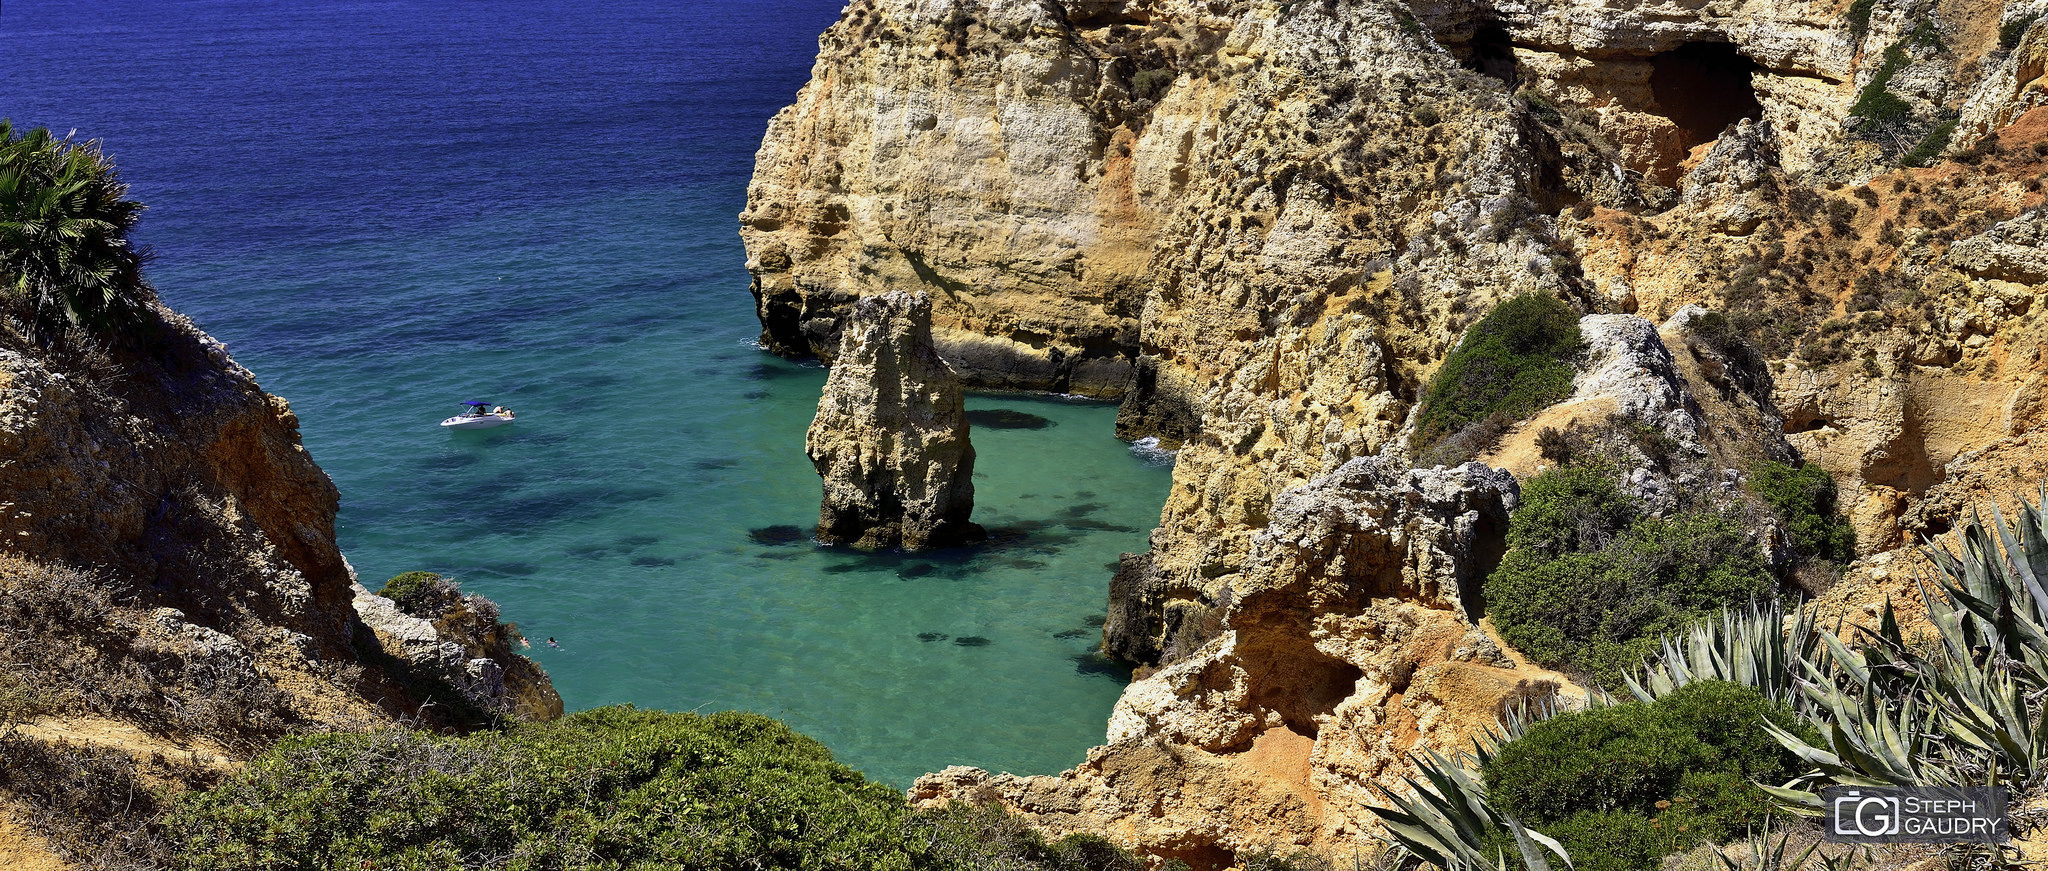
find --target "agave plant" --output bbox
[1625,601,1819,708]
[1366,703,1574,870]
[1763,492,2048,807]
[0,120,152,338]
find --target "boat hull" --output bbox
[440,415,514,430]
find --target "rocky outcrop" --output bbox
[755,0,2048,861]
[808,290,981,549]
[0,311,417,729]
[352,582,562,723]
[913,458,1563,860]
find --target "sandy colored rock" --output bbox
[755,0,2048,862]
[918,458,1571,860]
[808,290,982,550]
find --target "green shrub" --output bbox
[1848,41,1913,125]
[169,707,909,870]
[1845,0,1876,39]
[2003,15,2041,51]
[1749,462,1856,564]
[1901,119,1958,168]
[1485,468,1776,686]
[167,706,1144,871]
[1481,682,1816,870]
[378,570,458,618]
[1414,293,1585,461]
[0,121,154,338]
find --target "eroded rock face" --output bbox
[913,458,1560,860]
[757,0,2048,861]
[808,290,981,549]
[351,583,563,723]
[0,312,407,729]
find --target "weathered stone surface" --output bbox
[351,583,563,722]
[914,457,1561,859]
[754,0,2048,861]
[808,290,982,549]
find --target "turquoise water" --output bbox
[0,1,1172,786]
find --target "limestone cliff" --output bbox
[751,0,2048,861]
[914,459,1556,861]
[0,304,558,742]
[809,290,982,549]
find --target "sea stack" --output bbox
[807,290,982,550]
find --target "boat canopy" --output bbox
[463,401,491,407]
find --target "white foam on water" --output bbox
[1129,436,1178,467]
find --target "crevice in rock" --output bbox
[1650,42,1766,153]
[1465,23,1521,86]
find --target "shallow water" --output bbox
[1,0,1172,786]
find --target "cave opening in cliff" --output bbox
[1650,42,1764,150]
[1466,24,1520,86]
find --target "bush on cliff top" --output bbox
[1480,681,1818,871]
[0,121,155,338]
[166,705,1144,871]
[378,569,460,619]
[1414,293,1584,464]
[1483,465,1776,687]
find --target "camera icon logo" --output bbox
[1833,791,1903,837]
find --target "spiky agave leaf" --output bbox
[1625,602,1818,708]
[1366,715,1574,871]
[1716,829,1822,871]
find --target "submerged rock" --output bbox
[806,291,983,550]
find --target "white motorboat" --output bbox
[441,401,515,430]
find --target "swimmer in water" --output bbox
[547,637,560,649]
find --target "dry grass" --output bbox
[0,556,299,748]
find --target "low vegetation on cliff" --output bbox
[1480,681,1817,871]
[1381,496,2048,870]
[166,706,1143,871]
[1413,293,1585,465]
[1483,464,1776,686]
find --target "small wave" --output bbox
[738,337,767,351]
[1129,436,1177,467]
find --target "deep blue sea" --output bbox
[0,0,1172,786]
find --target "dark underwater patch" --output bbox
[1084,615,1107,627]
[1053,628,1091,639]
[1064,518,1141,534]
[898,562,937,578]
[965,409,1055,430]
[746,361,814,381]
[617,534,661,547]
[918,632,949,643]
[953,636,992,647]
[748,525,810,546]
[415,452,482,472]
[691,457,739,470]
[566,545,611,560]
[1070,652,1129,679]
[631,556,677,567]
